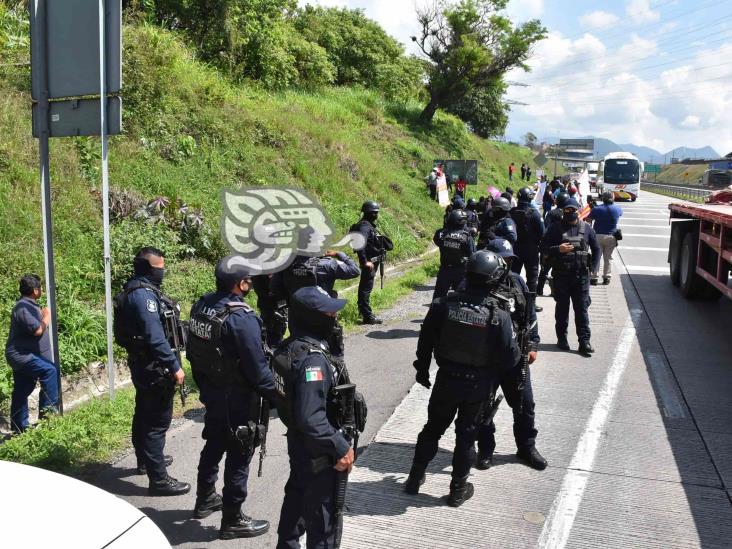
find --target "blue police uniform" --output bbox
[352,219,386,322]
[251,275,287,348]
[5,296,59,433]
[190,291,276,510]
[541,218,601,348]
[277,289,351,549]
[480,213,517,246]
[432,226,476,299]
[409,288,517,490]
[511,200,545,293]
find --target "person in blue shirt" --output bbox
[5,274,59,434]
[117,247,189,496]
[586,191,623,285]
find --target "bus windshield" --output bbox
[604,159,639,183]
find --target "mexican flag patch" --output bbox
[305,366,324,382]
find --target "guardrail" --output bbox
[641,181,712,202]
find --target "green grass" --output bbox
[654,164,706,186]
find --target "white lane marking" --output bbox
[625,265,668,272]
[621,217,668,221]
[620,246,668,251]
[620,224,669,228]
[623,233,669,238]
[538,313,638,549]
[646,352,686,419]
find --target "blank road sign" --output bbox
[30,0,121,100]
[32,97,122,137]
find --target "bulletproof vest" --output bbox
[557,222,590,273]
[435,294,499,369]
[440,229,470,267]
[510,207,530,243]
[282,257,320,295]
[186,301,253,388]
[497,277,527,332]
[113,281,183,351]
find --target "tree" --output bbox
[447,81,509,138]
[523,131,538,149]
[412,0,546,123]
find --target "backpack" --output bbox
[113,281,160,349]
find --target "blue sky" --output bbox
[300,0,732,155]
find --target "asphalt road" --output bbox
[92,190,732,548]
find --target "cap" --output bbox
[215,255,251,283]
[292,286,347,314]
[564,198,581,210]
[484,238,517,259]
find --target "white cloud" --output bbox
[681,116,701,129]
[506,0,545,20]
[626,0,661,24]
[579,10,619,30]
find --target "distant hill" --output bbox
[581,137,720,164]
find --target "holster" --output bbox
[230,421,266,456]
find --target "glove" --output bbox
[415,371,431,389]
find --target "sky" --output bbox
[299,0,732,156]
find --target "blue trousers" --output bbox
[131,384,174,481]
[554,274,591,342]
[277,437,340,549]
[10,355,59,433]
[357,267,377,319]
[477,365,537,455]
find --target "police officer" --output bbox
[272,250,360,359]
[479,196,517,247]
[587,191,623,285]
[465,198,480,232]
[541,199,601,357]
[5,274,59,433]
[115,247,189,495]
[251,275,287,348]
[537,191,570,296]
[511,187,545,312]
[276,286,356,549]
[405,251,518,507]
[187,257,277,539]
[432,210,476,300]
[351,200,392,325]
[476,239,547,471]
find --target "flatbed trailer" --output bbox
[668,200,732,300]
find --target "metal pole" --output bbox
[99,0,115,399]
[33,0,63,414]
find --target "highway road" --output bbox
[92,190,732,548]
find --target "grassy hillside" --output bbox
[655,164,706,186]
[0,22,537,408]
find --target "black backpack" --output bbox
[113,281,160,349]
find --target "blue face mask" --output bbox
[563,211,579,223]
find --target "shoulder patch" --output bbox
[146,299,158,313]
[304,365,324,382]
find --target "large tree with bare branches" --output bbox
[412,0,545,124]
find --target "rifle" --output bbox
[332,383,358,549]
[163,307,189,408]
[369,254,386,289]
[482,393,504,425]
[516,292,537,415]
[257,397,269,477]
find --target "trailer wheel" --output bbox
[680,232,703,298]
[669,224,684,286]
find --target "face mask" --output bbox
[366,212,378,224]
[148,267,165,287]
[290,303,335,339]
[563,211,579,223]
[492,209,506,220]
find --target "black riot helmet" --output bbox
[555,192,571,209]
[361,201,380,214]
[467,198,477,211]
[518,187,535,202]
[465,250,508,288]
[602,191,614,204]
[492,197,511,212]
[447,209,468,228]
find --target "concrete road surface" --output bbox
[91,190,732,548]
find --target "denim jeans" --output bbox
[10,355,60,433]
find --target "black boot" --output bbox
[578,341,595,357]
[475,451,493,471]
[137,454,173,475]
[516,446,548,470]
[193,485,223,519]
[404,463,426,495]
[557,338,570,351]
[148,474,191,496]
[362,316,383,325]
[446,476,474,507]
[219,505,270,540]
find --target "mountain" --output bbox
[580,137,720,164]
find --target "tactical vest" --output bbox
[435,294,499,369]
[186,302,253,388]
[283,257,320,295]
[497,277,527,332]
[556,222,590,274]
[510,207,530,243]
[113,281,182,351]
[440,229,470,268]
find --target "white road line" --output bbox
[538,313,638,549]
[646,352,686,419]
[620,246,667,251]
[625,265,668,272]
[620,224,669,228]
[623,233,669,238]
[621,217,668,221]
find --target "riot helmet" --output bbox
[467,198,477,211]
[518,187,535,202]
[447,209,468,228]
[465,250,508,288]
[361,200,380,214]
[556,192,571,209]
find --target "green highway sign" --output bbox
[645,164,662,174]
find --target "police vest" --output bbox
[186,302,253,389]
[283,257,320,295]
[440,229,471,267]
[113,281,182,351]
[510,207,530,243]
[435,294,500,369]
[556,222,590,273]
[496,277,527,332]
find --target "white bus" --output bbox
[587,161,600,189]
[598,152,643,201]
